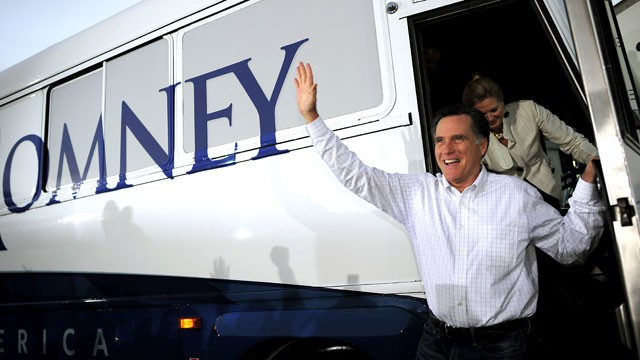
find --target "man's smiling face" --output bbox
[434,114,487,192]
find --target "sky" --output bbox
[0,0,142,72]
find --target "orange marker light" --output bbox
[179,317,202,329]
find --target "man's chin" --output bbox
[441,169,458,180]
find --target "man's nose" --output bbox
[442,142,455,153]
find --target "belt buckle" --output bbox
[443,323,456,337]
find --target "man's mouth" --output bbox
[444,159,460,165]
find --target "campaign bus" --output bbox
[0,0,638,358]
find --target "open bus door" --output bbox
[565,0,640,356]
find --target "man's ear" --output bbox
[480,137,489,157]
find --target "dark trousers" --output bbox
[415,314,530,360]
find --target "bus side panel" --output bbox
[0,0,422,294]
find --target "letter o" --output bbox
[3,134,43,213]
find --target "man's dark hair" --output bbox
[432,104,490,142]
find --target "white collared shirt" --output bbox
[307,118,606,327]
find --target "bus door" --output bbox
[565,0,640,356]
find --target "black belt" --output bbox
[429,313,530,338]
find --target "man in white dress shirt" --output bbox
[294,62,606,359]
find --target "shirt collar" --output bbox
[438,165,487,193]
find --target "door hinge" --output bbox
[612,197,636,226]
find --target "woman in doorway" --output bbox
[462,74,598,208]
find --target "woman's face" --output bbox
[472,97,505,133]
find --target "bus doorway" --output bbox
[408,0,633,358]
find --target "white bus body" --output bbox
[0,0,638,359]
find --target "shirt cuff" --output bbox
[573,177,601,202]
[305,116,329,137]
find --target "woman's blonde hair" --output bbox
[461,73,504,107]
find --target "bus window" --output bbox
[179,0,385,161]
[46,37,173,195]
[614,0,640,142]
[47,70,103,192]
[0,92,44,212]
[104,38,173,177]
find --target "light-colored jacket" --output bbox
[483,100,598,200]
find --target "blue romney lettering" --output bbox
[186,38,307,173]
[1,38,308,228]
